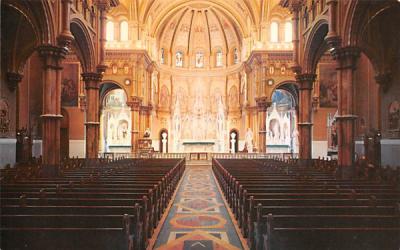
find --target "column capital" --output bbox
[96,1,111,12]
[255,96,271,112]
[82,72,103,89]
[331,46,361,69]
[6,72,23,91]
[37,45,68,69]
[375,72,392,93]
[295,73,316,90]
[289,2,302,13]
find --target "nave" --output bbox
[1,157,399,250]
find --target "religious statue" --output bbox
[245,128,254,153]
[144,128,151,138]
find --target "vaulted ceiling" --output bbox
[157,5,241,54]
[118,0,283,37]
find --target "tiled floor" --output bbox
[154,165,244,250]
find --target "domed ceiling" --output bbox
[157,5,242,54]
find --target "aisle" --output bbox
[153,165,245,250]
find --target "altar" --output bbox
[181,140,215,152]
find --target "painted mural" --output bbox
[61,63,79,107]
[319,63,338,108]
[388,100,400,130]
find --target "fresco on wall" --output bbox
[61,63,79,106]
[319,63,337,107]
[160,85,170,108]
[388,100,400,130]
[0,98,10,134]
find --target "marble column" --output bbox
[37,45,68,171]
[82,72,103,159]
[58,0,74,46]
[255,96,270,153]
[289,2,301,67]
[296,73,316,160]
[127,97,142,152]
[96,2,108,72]
[331,47,360,176]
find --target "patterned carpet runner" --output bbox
[154,165,244,250]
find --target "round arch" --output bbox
[70,18,96,72]
[2,1,54,73]
[100,80,129,104]
[302,18,329,74]
[272,81,299,107]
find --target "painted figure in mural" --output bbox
[176,51,183,67]
[241,72,247,99]
[388,101,400,130]
[233,48,239,64]
[196,52,204,68]
[245,128,254,153]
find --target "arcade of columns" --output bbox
[282,0,376,177]
[2,0,118,173]
[6,0,396,176]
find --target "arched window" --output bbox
[270,22,279,43]
[120,21,129,41]
[106,21,114,41]
[284,22,292,42]
[160,48,165,64]
[216,50,223,67]
[195,51,204,68]
[176,51,183,67]
[233,48,239,64]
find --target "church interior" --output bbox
[1,0,400,249]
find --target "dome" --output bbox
[156,5,243,68]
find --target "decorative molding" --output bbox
[6,72,23,91]
[295,73,316,90]
[375,72,392,93]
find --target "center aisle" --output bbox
[152,164,245,250]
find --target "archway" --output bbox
[266,88,298,154]
[159,129,168,153]
[229,129,239,153]
[100,86,131,153]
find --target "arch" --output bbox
[99,81,128,104]
[2,1,54,73]
[270,21,279,43]
[302,17,329,73]
[106,20,115,41]
[159,129,169,153]
[272,81,299,107]
[343,2,400,74]
[284,21,292,43]
[70,18,96,72]
[229,129,239,153]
